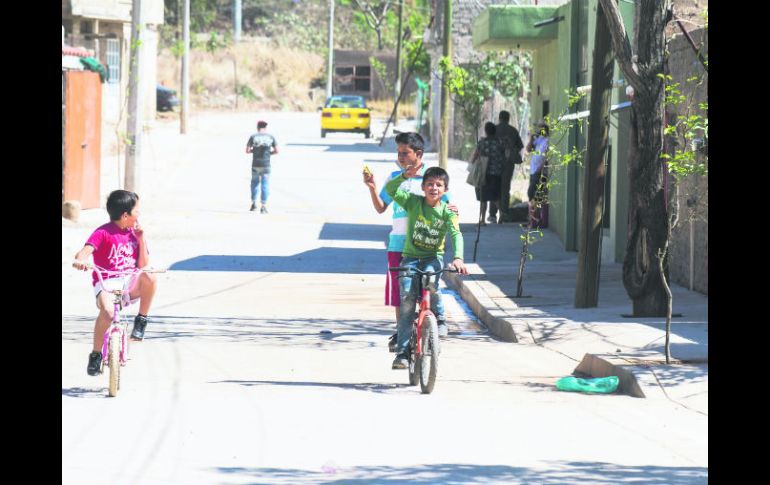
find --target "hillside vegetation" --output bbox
[158,39,325,112]
[158,0,431,113]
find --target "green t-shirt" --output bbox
[384,173,464,260]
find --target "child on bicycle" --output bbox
[72,190,158,376]
[384,164,469,369]
[362,132,457,350]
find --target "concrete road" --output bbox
[62,112,707,484]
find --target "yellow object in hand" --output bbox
[363,165,373,177]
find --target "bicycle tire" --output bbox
[408,325,419,386]
[108,331,121,397]
[420,314,439,394]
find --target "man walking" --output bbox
[246,120,279,213]
[495,111,524,223]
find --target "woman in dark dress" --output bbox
[469,122,507,225]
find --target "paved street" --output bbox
[62,112,707,484]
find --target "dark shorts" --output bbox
[528,170,547,202]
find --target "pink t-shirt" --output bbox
[85,222,141,286]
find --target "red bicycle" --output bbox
[389,265,458,394]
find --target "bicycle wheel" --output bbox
[419,314,440,394]
[408,323,419,386]
[108,331,121,397]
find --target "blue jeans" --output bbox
[396,256,446,355]
[251,167,270,204]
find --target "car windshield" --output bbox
[325,96,366,109]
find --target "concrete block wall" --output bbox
[666,27,708,295]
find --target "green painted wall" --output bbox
[473,0,637,261]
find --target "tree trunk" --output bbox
[598,0,672,317]
[575,2,613,308]
[622,91,669,317]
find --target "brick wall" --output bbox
[666,27,708,295]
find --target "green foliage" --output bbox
[369,56,393,97]
[439,52,529,143]
[264,10,327,51]
[237,84,258,101]
[658,73,708,182]
[204,32,229,52]
[404,39,430,78]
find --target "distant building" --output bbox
[62,0,165,123]
[333,50,416,101]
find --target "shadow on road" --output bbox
[62,314,501,349]
[212,461,707,484]
[61,387,106,398]
[168,247,385,273]
[286,142,385,153]
[214,379,408,394]
[319,222,388,242]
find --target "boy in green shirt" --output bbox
[384,164,469,369]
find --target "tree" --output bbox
[658,64,708,362]
[438,52,529,260]
[516,90,586,297]
[598,0,673,317]
[352,0,393,50]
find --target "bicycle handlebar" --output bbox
[72,261,166,287]
[388,266,459,277]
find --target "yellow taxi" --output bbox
[320,95,371,138]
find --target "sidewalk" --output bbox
[439,157,707,413]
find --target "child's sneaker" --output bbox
[392,353,408,369]
[250,202,257,211]
[260,205,268,214]
[388,333,397,352]
[87,351,102,376]
[131,314,149,340]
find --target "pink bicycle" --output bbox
[77,262,164,397]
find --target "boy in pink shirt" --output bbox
[73,190,158,376]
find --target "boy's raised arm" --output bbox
[384,172,411,207]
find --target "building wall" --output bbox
[666,27,708,294]
[333,50,417,101]
[63,0,164,127]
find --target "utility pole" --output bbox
[234,0,242,43]
[439,0,452,169]
[326,0,335,99]
[181,0,190,134]
[575,2,613,307]
[125,0,144,191]
[394,0,403,125]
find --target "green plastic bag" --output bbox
[556,375,619,394]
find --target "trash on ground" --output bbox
[556,375,619,394]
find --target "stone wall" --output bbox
[666,27,708,295]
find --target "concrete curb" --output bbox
[573,353,670,399]
[444,270,665,400]
[443,270,518,342]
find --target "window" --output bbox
[106,39,120,84]
[334,65,371,93]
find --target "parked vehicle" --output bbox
[156,85,179,112]
[320,95,371,138]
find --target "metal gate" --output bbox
[63,70,102,209]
